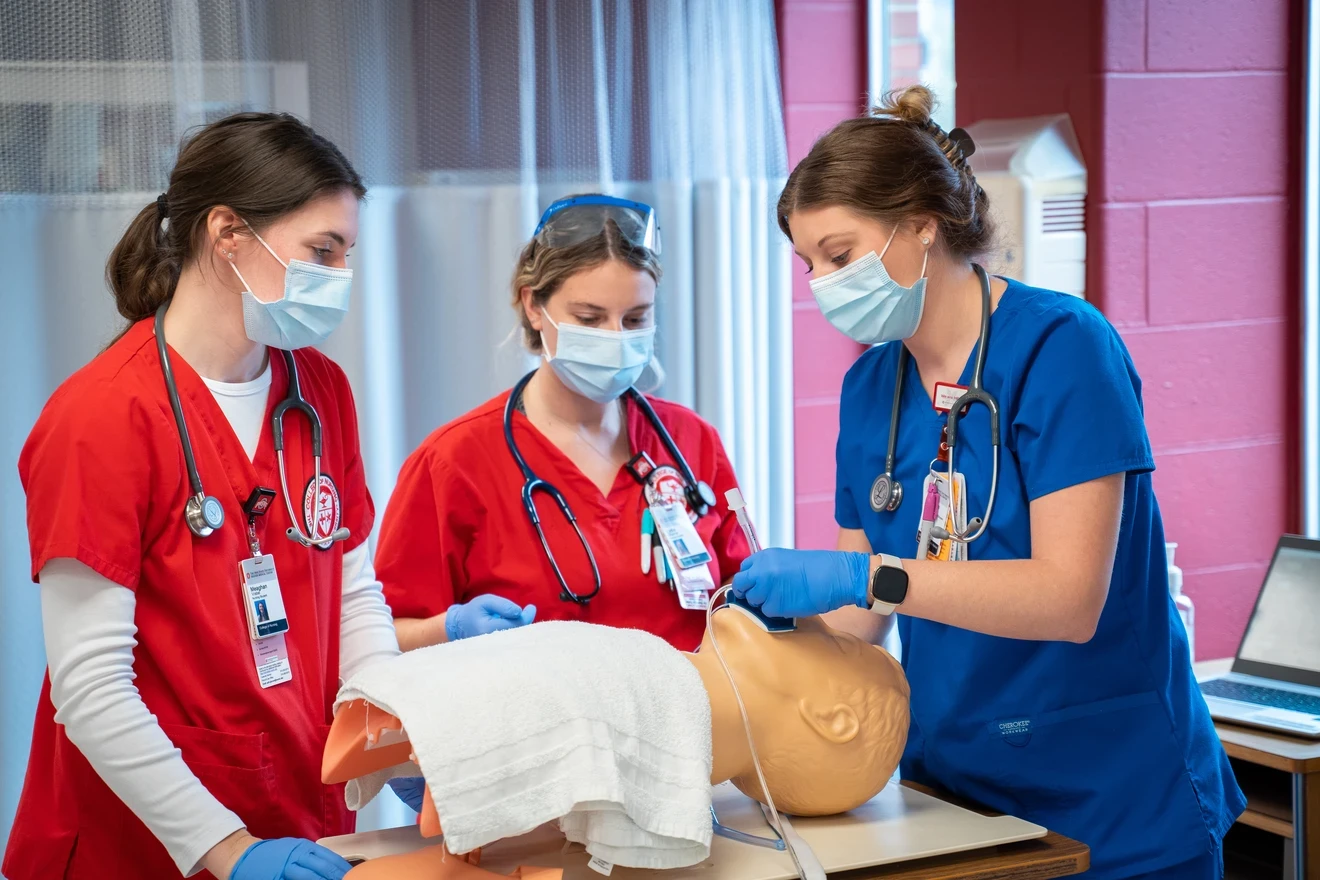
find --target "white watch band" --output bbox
[868,554,903,616]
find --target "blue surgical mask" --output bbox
[228,224,352,350]
[541,311,655,403]
[808,227,928,345]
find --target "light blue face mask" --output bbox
[808,226,928,345]
[541,310,656,403]
[228,224,352,350]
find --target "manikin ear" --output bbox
[797,698,861,744]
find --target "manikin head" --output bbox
[695,608,910,816]
[324,613,911,827]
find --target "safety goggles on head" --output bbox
[533,195,662,255]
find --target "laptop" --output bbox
[1197,535,1320,738]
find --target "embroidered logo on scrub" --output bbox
[996,718,1032,747]
[303,474,342,550]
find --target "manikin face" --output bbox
[700,609,910,816]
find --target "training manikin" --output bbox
[322,608,910,878]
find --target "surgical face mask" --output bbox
[808,227,928,345]
[228,223,352,350]
[540,310,655,403]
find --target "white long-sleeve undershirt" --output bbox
[38,375,400,876]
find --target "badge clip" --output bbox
[242,487,278,558]
[243,487,277,520]
[625,451,658,486]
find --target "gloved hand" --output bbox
[387,775,427,812]
[730,549,871,619]
[444,594,536,642]
[230,838,352,880]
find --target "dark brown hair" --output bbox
[776,86,993,261]
[511,220,662,354]
[106,112,366,329]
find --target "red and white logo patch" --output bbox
[303,474,342,549]
[644,465,697,523]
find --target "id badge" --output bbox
[249,633,293,688]
[921,472,969,562]
[240,554,291,640]
[672,555,715,611]
[651,501,712,569]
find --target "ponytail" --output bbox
[106,199,181,325]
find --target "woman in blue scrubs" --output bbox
[732,87,1244,879]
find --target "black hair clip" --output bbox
[948,127,976,160]
[156,193,170,219]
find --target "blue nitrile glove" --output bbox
[230,838,352,880]
[444,594,537,642]
[730,549,871,619]
[387,775,427,812]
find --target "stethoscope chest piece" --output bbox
[185,493,226,538]
[870,473,902,513]
[689,480,717,518]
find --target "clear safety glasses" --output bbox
[533,195,662,255]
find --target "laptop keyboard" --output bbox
[1200,679,1320,716]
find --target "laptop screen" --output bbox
[1236,539,1320,677]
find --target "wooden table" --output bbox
[843,782,1090,880]
[1197,659,1320,879]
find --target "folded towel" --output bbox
[337,620,713,868]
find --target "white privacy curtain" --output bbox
[0,0,792,843]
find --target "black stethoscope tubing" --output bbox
[155,300,346,547]
[870,264,1001,542]
[503,368,716,605]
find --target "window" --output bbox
[867,0,956,129]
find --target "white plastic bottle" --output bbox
[1166,542,1194,662]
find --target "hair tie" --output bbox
[156,193,170,220]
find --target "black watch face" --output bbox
[872,565,909,605]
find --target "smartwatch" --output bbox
[868,554,909,616]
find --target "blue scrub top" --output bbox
[835,279,1245,879]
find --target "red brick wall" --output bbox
[778,0,869,550]
[955,0,1299,659]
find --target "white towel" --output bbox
[337,620,714,868]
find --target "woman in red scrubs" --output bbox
[379,196,749,652]
[4,114,399,880]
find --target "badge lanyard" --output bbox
[917,387,969,563]
[240,487,294,688]
[631,452,715,610]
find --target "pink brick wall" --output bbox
[956,0,1299,659]
[778,0,869,550]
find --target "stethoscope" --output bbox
[503,368,717,605]
[869,263,1001,543]
[155,301,349,547]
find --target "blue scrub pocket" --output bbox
[930,691,1213,877]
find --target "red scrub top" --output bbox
[3,319,373,880]
[377,389,750,651]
